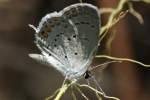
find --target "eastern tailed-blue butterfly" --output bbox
[29,3,100,80]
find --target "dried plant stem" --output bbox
[71,89,77,100]
[75,85,89,100]
[99,0,149,41]
[99,0,128,43]
[100,0,127,36]
[54,80,76,100]
[45,88,60,100]
[89,60,122,71]
[100,8,114,14]
[143,0,150,3]
[95,91,102,100]
[96,55,150,67]
[128,2,144,24]
[78,84,120,100]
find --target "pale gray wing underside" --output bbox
[31,3,100,79]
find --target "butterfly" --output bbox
[29,3,100,80]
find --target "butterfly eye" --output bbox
[84,71,91,79]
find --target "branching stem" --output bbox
[54,80,76,100]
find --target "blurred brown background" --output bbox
[0,0,150,100]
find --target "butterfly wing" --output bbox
[61,3,100,78]
[34,12,73,76]
[31,3,100,79]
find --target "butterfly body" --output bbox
[29,3,100,80]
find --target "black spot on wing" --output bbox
[73,35,76,38]
[74,52,78,55]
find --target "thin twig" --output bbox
[75,85,89,100]
[54,80,76,100]
[71,88,77,100]
[100,8,114,14]
[143,0,150,3]
[95,91,102,100]
[45,88,60,100]
[78,84,120,100]
[100,0,127,36]
[128,2,144,24]
[89,60,122,71]
[96,55,150,67]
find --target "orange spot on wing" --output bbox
[46,27,52,33]
[41,31,48,38]
[53,17,60,21]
